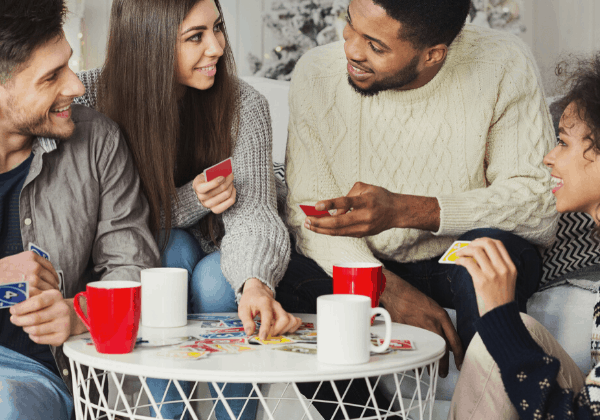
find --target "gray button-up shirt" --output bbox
[18,104,159,394]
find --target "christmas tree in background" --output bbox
[250,0,524,81]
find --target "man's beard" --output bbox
[348,54,420,97]
[6,95,74,141]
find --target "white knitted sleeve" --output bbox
[436,39,558,247]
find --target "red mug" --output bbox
[333,262,387,308]
[74,281,141,354]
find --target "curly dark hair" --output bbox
[555,54,600,154]
[0,0,66,84]
[372,0,471,49]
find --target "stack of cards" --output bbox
[204,158,233,182]
[28,242,64,295]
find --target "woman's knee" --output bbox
[190,252,238,313]
[160,229,204,273]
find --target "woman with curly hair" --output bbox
[448,54,600,419]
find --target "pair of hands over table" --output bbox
[302,182,516,377]
[0,252,81,347]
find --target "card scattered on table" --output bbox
[249,335,293,345]
[274,345,317,355]
[0,282,28,308]
[438,241,471,264]
[204,158,233,182]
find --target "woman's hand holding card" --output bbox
[193,172,236,214]
[454,238,517,316]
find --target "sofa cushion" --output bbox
[540,212,600,287]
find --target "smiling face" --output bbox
[343,0,428,96]
[543,102,600,215]
[175,0,225,92]
[0,34,85,142]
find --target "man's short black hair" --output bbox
[373,0,471,50]
[0,0,66,83]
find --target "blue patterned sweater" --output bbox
[477,299,600,419]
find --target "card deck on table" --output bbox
[273,345,317,355]
[298,205,331,218]
[438,241,471,264]
[204,158,233,182]
[0,282,29,308]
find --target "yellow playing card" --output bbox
[438,241,471,264]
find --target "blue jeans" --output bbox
[275,228,541,419]
[147,229,258,420]
[0,345,73,420]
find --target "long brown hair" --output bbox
[98,0,238,247]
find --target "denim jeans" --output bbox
[147,229,258,420]
[275,228,541,419]
[0,345,73,420]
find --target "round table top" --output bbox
[63,313,445,383]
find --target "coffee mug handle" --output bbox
[369,307,392,353]
[73,291,92,332]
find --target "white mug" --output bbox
[317,294,392,365]
[141,268,187,328]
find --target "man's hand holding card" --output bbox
[302,182,441,238]
[193,157,236,214]
[0,250,60,294]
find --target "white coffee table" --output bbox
[64,314,445,420]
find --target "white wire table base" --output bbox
[69,358,439,420]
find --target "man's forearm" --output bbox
[392,194,440,232]
[65,298,88,336]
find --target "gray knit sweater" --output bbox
[75,69,291,300]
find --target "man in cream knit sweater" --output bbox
[277,0,557,395]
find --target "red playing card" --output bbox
[204,158,233,182]
[298,205,330,218]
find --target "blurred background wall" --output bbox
[65,0,600,95]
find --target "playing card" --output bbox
[136,336,195,348]
[204,158,233,182]
[0,282,29,308]
[199,332,247,339]
[182,343,224,354]
[28,243,50,260]
[156,349,207,360]
[273,345,317,355]
[298,204,330,218]
[285,333,317,343]
[438,241,471,264]
[199,320,225,328]
[196,338,247,345]
[211,327,246,334]
[296,322,315,331]
[188,314,236,321]
[221,319,245,328]
[249,335,293,345]
[56,270,64,295]
[371,338,415,350]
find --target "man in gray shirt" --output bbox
[0,1,159,418]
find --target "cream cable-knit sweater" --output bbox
[286,24,558,276]
[75,70,290,300]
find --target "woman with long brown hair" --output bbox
[74,0,301,418]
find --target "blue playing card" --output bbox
[0,282,29,308]
[221,319,244,327]
[187,314,236,321]
[28,243,50,260]
[198,332,247,339]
